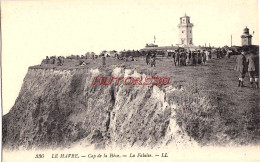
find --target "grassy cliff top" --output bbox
[5,54,260,147]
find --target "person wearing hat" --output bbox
[247,51,259,88]
[235,51,247,87]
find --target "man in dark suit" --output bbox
[197,50,202,65]
[247,51,259,88]
[145,53,150,65]
[191,51,196,65]
[176,51,180,66]
[180,52,186,66]
[235,51,247,87]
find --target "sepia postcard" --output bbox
[1,0,260,161]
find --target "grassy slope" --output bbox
[31,55,260,146]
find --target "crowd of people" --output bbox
[41,56,65,66]
[171,50,211,66]
[144,48,226,67]
[41,53,98,66]
[41,48,228,67]
[40,46,259,89]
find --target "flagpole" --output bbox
[231,35,232,47]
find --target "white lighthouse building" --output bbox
[177,14,194,46]
[241,27,252,46]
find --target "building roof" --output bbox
[145,43,158,47]
[244,26,249,30]
[140,45,202,51]
[141,46,176,51]
[181,13,190,18]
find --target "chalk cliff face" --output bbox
[3,67,193,149]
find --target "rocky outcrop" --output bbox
[3,67,194,150]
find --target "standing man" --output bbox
[208,50,212,59]
[45,56,50,64]
[202,50,206,65]
[235,51,247,87]
[197,50,202,65]
[172,51,176,66]
[188,50,192,60]
[151,54,156,67]
[222,49,226,58]
[180,51,185,66]
[145,53,150,65]
[183,51,187,66]
[58,56,63,66]
[191,51,196,65]
[176,50,180,66]
[247,51,259,88]
[219,50,223,58]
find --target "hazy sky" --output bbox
[1,0,259,114]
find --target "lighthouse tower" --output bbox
[178,14,194,46]
[241,27,252,46]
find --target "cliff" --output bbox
[2,66,194,149]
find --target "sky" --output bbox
[1,0,259,114]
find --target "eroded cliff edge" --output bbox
[3,67,197,149]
